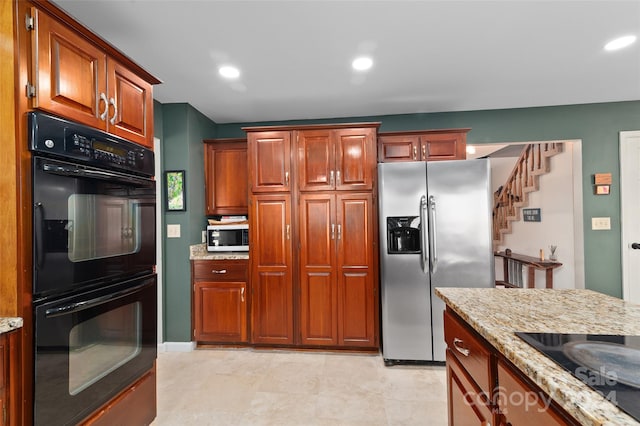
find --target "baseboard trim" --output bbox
[158,341,196,352]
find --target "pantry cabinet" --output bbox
[378,129,469,162]
[27,6,157,148]
[192,259,249,343]
[249,194,294,345]
[204,139,248,215]
[297,127,376,191]
[247,131,292,193]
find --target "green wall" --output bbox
[158,100,640,342]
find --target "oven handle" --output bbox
[41,163,154,187]
[34,202,45,269]
[44,280,152,318]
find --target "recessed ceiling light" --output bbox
[352,56,373,71]
[219,65,240,79]
[604,35,637,51]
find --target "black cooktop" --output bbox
[516,332,640,422]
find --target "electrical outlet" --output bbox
[167,224,181,238]
[591,217,611,230]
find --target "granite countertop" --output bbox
[0,317,23,334]
[435,287,640,426]
[189,243,249,260]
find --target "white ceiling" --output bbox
[53,0,640,124]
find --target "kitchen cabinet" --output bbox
[204,139,248,215]
[249,194,294,345]
[297,127,376,191]
[0,329,19,426]
[378,129,469,162]
[247,131,291,193]
[192,259,248,343]
[299,192,376,347]
[28,6,157,148]
[0,333,7,426]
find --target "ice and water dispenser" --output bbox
[386,217,421,254]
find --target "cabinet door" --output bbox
[0,333,6,426]
[248,131,291,192]
[296,130,333,192]
[204,141,248,215]
[299,193,337,346]
[336,193,376,347]
[378,135,420,162]
[194,281,247,343]
[334,128,375,191]
[420,132,466,161]
[107,59,154,148]
[250,194,294,344]
[32,7,107,129]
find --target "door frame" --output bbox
[620,131,640,302]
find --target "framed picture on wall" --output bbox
[165,170,186,211]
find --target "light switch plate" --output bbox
[167,224,181,238]
[202,230,206,243]
[591,217,611,230]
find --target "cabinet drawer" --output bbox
[193,260,247,281]
[444,310,492,394]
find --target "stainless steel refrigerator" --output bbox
[378,159,494,364]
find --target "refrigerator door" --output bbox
[378,162,432,362]
[427,159,494,361]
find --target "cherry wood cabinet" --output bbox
[247,131,292,193]
[297,127,376,191]
[28,6,157,148]
[204,139,248,215]
[249,194,294,345]
[192,259,248,343]
[378,129,470,162]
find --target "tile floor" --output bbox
[152,348,448,426]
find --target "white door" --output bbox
[620,131,640,304]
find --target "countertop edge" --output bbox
[0,317,23,334]
[189,243,249,260]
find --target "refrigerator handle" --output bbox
[429,195,438,273]
[420,195,429,274]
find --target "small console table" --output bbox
[494,251,562,289]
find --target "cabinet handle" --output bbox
[453,337,470,357]
[241,287,245,302]
[211,269,227,274]
[330,170,334,186]
[99,93,109,121]
[422,144,427,160]
[413,146,417,160]
[331,224,335,240]
[285,171,289,186]
[109,97,118,125]
[286,224,290,240]
[337,224,342,240]
[336,170,341,186]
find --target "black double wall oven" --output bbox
[29,112,157,425]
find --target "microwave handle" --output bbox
[45,280,152,318]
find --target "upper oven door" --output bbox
[32,156,156,298]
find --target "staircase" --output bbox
[492,142,564,247]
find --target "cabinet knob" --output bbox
[337,224,342,240]
[330,170,335,186]
[109,97,118,125]
[336,170,341,186]
[285,171,290,186]
[331,224,335,240]
[413,146,417,160]
[241,287,245,302]
[211,269,227,274]
[286,224,290,240]
[422,145,427,160]
[453,337,470,357]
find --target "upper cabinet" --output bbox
[297,127,376,192]
[247,131,292,193]
[27,6,159,148]
[204,139,248,215]
[378,128,470,162]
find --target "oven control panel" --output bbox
[28,111,154,177]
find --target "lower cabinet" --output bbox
[192,259,249,343]
[444,308,579,426]
[0,329,19,426]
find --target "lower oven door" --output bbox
[33,274,157,426]
[32,156,156,298]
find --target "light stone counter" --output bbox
[435,287,640,426]
[189,243,249,260]
[0,317,23,334]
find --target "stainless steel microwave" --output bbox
[207,224,249,252]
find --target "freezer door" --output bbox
[378,162,433,361]
[426,159,494,361]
